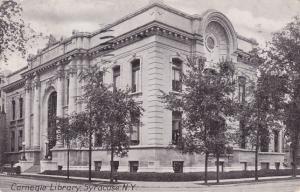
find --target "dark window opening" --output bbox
[238,76,246,103]
[274,130,279,152]
[129,161,139,173]
[130,113,140,145]
[12,100,16,120]
[67,79,70,105]
[240,120,247,149]
[241,162,247,171]
[19,98,23,119]
[48,92,57,152]
[95,131,102,147]
[275,162,280,170]
[11,131,15,152]
[113,66,120,89]
[131,59,141,93]
[111,161,119,172]
[172,58,182,92]
[18,130,23,151]
[172,111,182,145]
[260,132,269,152]
[261,162,270,170]
[172,161,184,173]
[94,161,102,172]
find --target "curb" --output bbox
[1,173,300,188]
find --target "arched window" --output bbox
[48,92,57,150]
[19,98,23,119]
[131,59,141,93]
[172,58,182,92]
[12,100,16,120]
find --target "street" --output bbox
[0,176,300,192]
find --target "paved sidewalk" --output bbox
[4,173,299,188]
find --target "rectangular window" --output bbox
[130,113,140,145]
[261,162,270,170]
[172,58,182,92]
[275,162,280,170]
[67,79,70,105]
[131,60,141,93]
[172,161,184,173]
[11,131,15,152]
[172,111,182,145]
[238,76,246,103]
[113,66,120,89]
[129,161,139,173]
[241,162,247,171]
[12,100,16,120]
[19,98,23,119]
[274,130,279,152]
[240,120,246,149]
[94,161,102,172]
[95,131,102,147]
[18,130,23,151]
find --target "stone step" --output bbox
[24,165,40,173]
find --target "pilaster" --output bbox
[55,62,64,147]
[68,59,77,115]
[32,74,41,150]
[24,78,32,150]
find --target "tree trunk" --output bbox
[204,151,209,184]
[88,129,92,182]
[255,131,259,181]
[67,142,70,180]
[216,153,220,184]
[110,146,114,183]
[292,133,298,178]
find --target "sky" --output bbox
[2,0,300,71]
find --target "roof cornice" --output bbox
[2,78,25,93]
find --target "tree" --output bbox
[56,114,89,179]
[0,0,25,63]
[237,48,286,181]
[161,56,237,184]
[70,64,143,183]
[261,16,300,177]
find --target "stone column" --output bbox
[24,79,32,150]
[279,130,283,153]
[55,63,64,147]
[68,59,77,116]
[32,75,41,149]
[80,57,89,112]
[76,58,82,113]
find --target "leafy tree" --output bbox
[261,16,300,177]
[0,0,44,64]
[161,56,237,184]
[55,115,85,179]
[68,64,144,183]
[0,0,25,63]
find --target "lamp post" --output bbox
[22,141,26,160]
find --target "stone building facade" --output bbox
[1,1,288,172]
